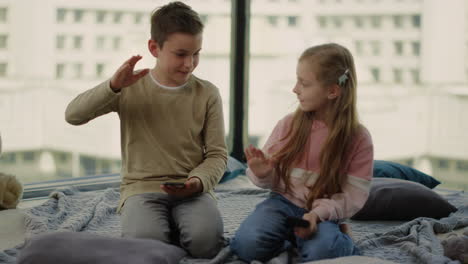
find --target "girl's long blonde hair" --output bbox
[272,43,360,209]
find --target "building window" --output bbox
[73,36,83,50]
[113,37,121,50]
[394,41,403,55]
[332,16,342,28]
[370,40,380,56]
[370,67,380,82]
[96,10,106,24]
[317,16,327,28]
[73,63,83,79]
[0,34,7,49]
[80,156,97,176]
[267,16,278,27]
[57,8,67,23]
[56,63,65,79]
[101,160,111,174]
[412,14,421,28]
[393,68,403,83]
[405,159,414,167]
[0,7,7,23]
[412,41,420,56]
[456,161,468,171]
[200,14,208,24]
[438,159,449,169]
[370,16,381,28]
[355,40,363,55]
[393,15,403,28]
[354,16,363,28]
[57,152,68,163]
[287,16,298,27]
[134,13,143,24]
[0,152,15,163]
[56,35,65,50]
[96,63,105,77]
[74,9,84,23]
[410,69,420,84]
[113,12,123,24]
[0,62,6,77]
[115,160,122,170]
[23,152,35,162]
[96,35,105,50]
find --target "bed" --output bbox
[0,174,467,264]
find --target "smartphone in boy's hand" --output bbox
[163,182,186,189]
[286,216,310,228]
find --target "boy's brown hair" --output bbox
[150,1,204,48]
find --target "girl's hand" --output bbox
[160,177,203,198]
[294,212,319,239]
[244,145,275,178]
[110,55,150,92]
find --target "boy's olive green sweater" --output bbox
[65,74,227,211]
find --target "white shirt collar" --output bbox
[149,72,187,90]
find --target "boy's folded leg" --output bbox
[173,193,224,258]
[120,193,172,243]
[16,231,187,264]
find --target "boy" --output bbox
[65,1,227,258]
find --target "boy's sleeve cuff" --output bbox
[188,176,205,193]
[105,80,120,94]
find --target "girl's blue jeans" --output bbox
[230,192,360,263]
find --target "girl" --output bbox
[230,43,374,262]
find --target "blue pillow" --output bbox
[373,160,440,189]
[219,156,247,183]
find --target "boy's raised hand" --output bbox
[244,145,275,178]
[110,55,150,92]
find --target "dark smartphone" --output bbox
[286,216,310,228]
[163,182,186,188]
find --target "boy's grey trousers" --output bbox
[120,192,224,258]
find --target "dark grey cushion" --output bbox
[351,178,457,221]
[17,231,187,264]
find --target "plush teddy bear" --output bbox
[0,133,24,210]
[442,230,468,264]
[0,173,23,210]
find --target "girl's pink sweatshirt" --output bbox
[247,114,374,221]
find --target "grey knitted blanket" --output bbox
[0,178,467,264]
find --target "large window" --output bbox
[1,0,467,192]
[249,0,468,191]
[0,1,231,184]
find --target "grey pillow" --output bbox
[17,231,187,264]
[351,178,457,221]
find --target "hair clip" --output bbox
[338,69,349,87]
